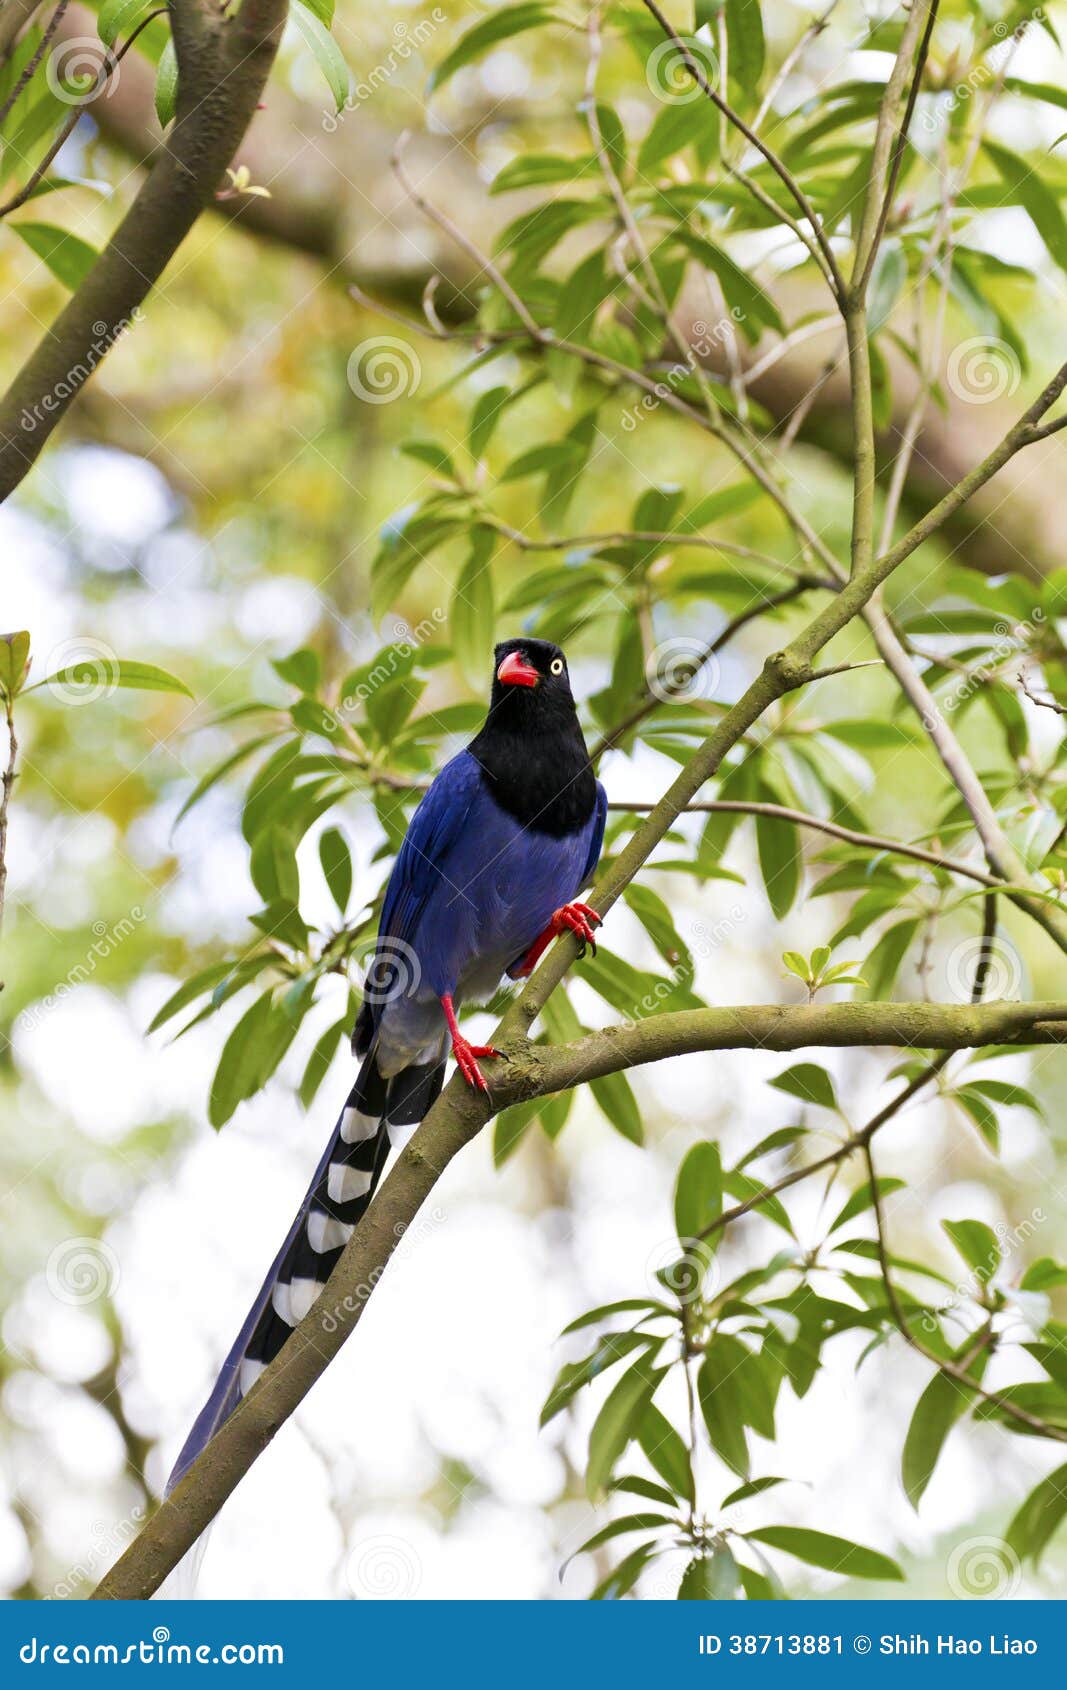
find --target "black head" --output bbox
[487,637,576,717]
[468,637,596,835]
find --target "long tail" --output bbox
[168,1047,445,1492]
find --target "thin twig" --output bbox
[607,798,999,886]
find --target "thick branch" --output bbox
[0,0,288,499]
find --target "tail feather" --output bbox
[168,1046,444,1493]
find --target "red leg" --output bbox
[510,900,603,978]
[440,994,502,1094]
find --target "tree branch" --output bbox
[608,797,999,886]
[0,0,289,499]
[91,995,1067,1597]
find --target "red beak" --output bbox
[496,650,540,688]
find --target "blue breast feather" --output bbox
[370,751,605,1039]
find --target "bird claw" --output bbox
[553,900,602,955]
[452,1035,499,1093]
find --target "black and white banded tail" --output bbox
[168,1048,444,1491]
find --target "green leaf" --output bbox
[1006,1462,1067,1566]
[755,810,801,918]
[568,1512,673,1570]
[828,1176,905,1234]
[747,1526,903,1581]
[902,1349,989,1509]
[586,1357,665,1496]
[984,140,1067,272]
[493,1097,542,1167]
[678,1545,740,1599]
[943,1219,1000,1286]
[10,222,99,290]
[468,386,511,459]
[724,0,765,91]
[428,3,556,94]
[697,1336,752,1477]
[451,526,496,686]
[769,1062,838,1112]
[299,1013,347,1109]
[861,917,920,1000]
[590,1070,644,1144]
[292,0,350,112]
[273,648,321,693]
[147,962,234,1034]
[209,992,295,1128]
[34,658,193,700]
[0,631,30,699]
[154,34,178,127]
[1021,1258,1067,1293]
[318,826,352,915]
[97,0,148,45]
[674,1141,722,1243]
[673,231,783,342]
[637,1402,694,1503]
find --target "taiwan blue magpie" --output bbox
[170,638,607,1486]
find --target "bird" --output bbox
[169,637,607,1488]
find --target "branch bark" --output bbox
[0,0,289,499]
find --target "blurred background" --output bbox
[1,0,1066,1599]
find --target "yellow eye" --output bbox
[550,657,564,675]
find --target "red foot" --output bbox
[512,900,603,977]
[440,994,501,1094]
[552,900,602,951]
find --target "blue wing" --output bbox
[378,750,483,944]
[581,781,608,888]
